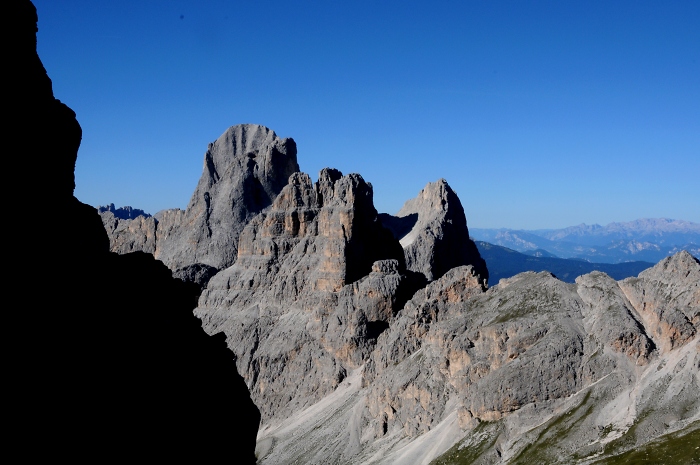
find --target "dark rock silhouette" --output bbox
[10,2,259,461]
[98,203,152,220]
[173,262,220,289]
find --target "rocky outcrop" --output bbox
[156,124,299,270]
[172,262,220,289]
[251,252,699,464]
[100,209,158,254]
[364,268,585,438]
[99,124,299,275]
[196,168,409,422]
[618,250,699,352]
[10,2,260,462]
[576,271,655,365]
[380,179,488,284]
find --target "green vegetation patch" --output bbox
[491,304,539,324]
[509,390,594,464]
[592,421,700,465]
[430,420,503,465]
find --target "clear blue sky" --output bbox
[34,0,699,229]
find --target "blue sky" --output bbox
[34,0,699,229]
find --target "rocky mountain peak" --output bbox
[646,248,700,274]
[617,249,699,352]
[200,124,297,203]
[99,123,299,276]
[234,168,405,293]
[397,178,453,214]
[380,179,488,283]
[196,167,409,422]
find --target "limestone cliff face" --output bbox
[99,124,299,275]
[196,168,409,422]
[363,267,587,438]
[380,179,489,284]
[156,124,299,270]
[359,253,698,446]
[100,210,158,254]
[252,252,699,465]
[618,251,699,353]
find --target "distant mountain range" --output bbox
[470,218,699,264]
[475,241,653,284]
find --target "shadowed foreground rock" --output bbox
[9,2,259,461]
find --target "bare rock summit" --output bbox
[380,179,488,284]
[156,124,299,270]
[99,124,299,274]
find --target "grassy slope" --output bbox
[429,411,699,465]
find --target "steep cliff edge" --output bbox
[9,2,260,461]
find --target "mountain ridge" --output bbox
[471,219,699,264]
[94,156,698,462]
[475,241,654,283]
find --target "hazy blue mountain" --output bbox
[475,241,654,284]
[522,248,559,258]
[540,218,700,246]
[470,218,699,264]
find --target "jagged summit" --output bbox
[157,123,299,271]
[646,248,700,271]
[380,178,489,284]
[99,123,299,275]
[196,167,408,421]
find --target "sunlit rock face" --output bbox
[99,123,299,280]
[248,252,699,465]
[100,211,158,255]
[155,124,300,271]
[618,250,699,352]
[196,168,409,422]
[380,178,489,284]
